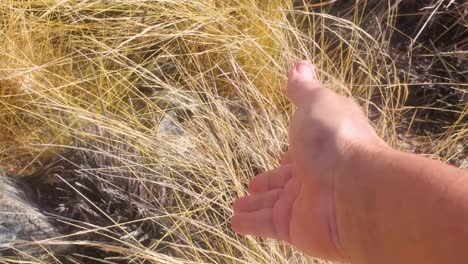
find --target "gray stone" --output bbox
[157,110,195,155]
[158,110,186,136]
[0,175,64,256]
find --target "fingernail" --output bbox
[296,61,311,74]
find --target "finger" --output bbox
[248,165,292,194]
[233,189,282,213]
[271,177,301,242]
[280,150,292,165]
[231,209,277,239]
[287,60,321,106]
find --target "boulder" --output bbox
[0,173,65,257]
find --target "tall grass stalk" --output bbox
[0,0,466,263]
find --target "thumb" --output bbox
[287,60,321,106]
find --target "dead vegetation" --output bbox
[0,0,466,263]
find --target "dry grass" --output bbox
[0,0,466,263]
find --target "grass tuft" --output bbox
[0,0,466,262]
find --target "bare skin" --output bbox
[231,61,468,263]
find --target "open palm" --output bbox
[231,60,386,261]
[232,160,342,259]
[231,61,351,260]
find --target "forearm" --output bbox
[338,147,468,264]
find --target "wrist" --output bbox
[339,136,393,166]
[333,142,395,262]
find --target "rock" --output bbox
[158,110,195,155]
[158,110,186,136]
[224,96,253,123]
[0,175,65,256]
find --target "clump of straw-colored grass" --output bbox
[0,0,465,263]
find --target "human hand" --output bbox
[231,61,387,260]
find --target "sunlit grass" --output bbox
[0,0,466,263]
